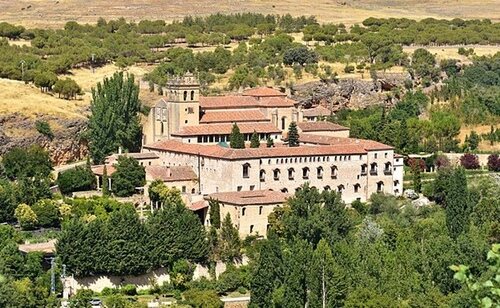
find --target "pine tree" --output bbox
[229,123,245,149]
[102,165,110,197]
[266,136,274,148]
[308,239,346,308]
[88,72,142,163]
[288,122,300,147]
[250,130,260,148]
[219,214,241,263]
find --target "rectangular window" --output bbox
[250,185,255,191]
[237,186,242,191]
[187,107,194,114]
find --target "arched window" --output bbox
[242,163,250,178]
[337,184,345,193]
[324,185,331,191]
[242,207,246,216]
[288,168,295,180]
[361,164,368,175]
[250,225,254,233]
[183,91,187,101]
[160,122,164,134]
[190,90,195,100]
[259,206,263,215]
[281,188,289,193]
[273,169,280,180]
[317,166,323,179]
[191,188,196,194]
[384,162,392,175]
[281,117,286,130]
[370,163,378,175]
[302,167,310,179]
[354,183,361,193]
[331,165,338,179]
[260,170,266,182]
[377,181,384,193]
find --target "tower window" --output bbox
[183,91,187,101]
[191,90,195,100]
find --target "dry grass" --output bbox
[459,125,500,152]
[0,0,498,28]
[403,45,500,62]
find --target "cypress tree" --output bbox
[412,163,422,193]
[288,122,300,147]
[283,240,311,307]
[250,130,260,148]
[229,123,245,149]
[445,168,474,239]
[102,165,110,197]
[208,198,221,229]
[219,214,241,263]
[266,136,274,148]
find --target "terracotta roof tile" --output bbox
[258,97,296,107]
[199,110,268,124]
[298,134,394,151]
[189,200,209,211]
[106,152,159,164]
[298,121,349,132]
[303,106,332,117]
[146,165,197,182]
[171,122,281,136]
[242,87,287,97]
[91,164,116,176]
[206,189,290,206]
[143,139,367,160]
[199,96,259,109]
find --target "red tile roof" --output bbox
[303,106,332,117]
[200,96,259,109]
[199,110,268,124]
[146,166,197,182]
[298,134,394,151]
[106,152,159,164]
[143,139,367,160]
[19,240,56,254]
[394,153,404,158]
[298,121,349,132]
[206,189,290,206]
[258,97,296,107]
[242,87,287,97]
[91,164,116,176]
[171,122,281,137]
[189,200,209,211]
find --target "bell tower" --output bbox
[165,72,200,135]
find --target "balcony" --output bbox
[384,169,392,175]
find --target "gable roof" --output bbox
[200,110,268,124]
[297,121,349,132]
[200,96,259,109]
[146,165,197,182]
[206,189,290,206]
[298,134,394,151]
[171,122,281,137]
[303,106,332,117]
[242,87,287,97]
[143,139,367,161]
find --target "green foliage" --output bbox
[34,120,54,140]
[102,165,110,197]
[53,78,82,100]
[266,136,274,148]
[250,131,260,148]
[208,198,221,229]
[87,72,142,163]
[170,259,195,289]
[57,164,96,195]
[287,121,299,147]
[216,265,250,294]
[182,289,223,308]
[0,180,17,223]
[283,46,318,66]
[111,156,146,197]
[229,123,245,149]
[14,204,38,230]
[219,214,242,263]
[31,199,59,228]
[1,145,52,181]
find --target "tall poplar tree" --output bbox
[88,72,142,163]
[288,121,300,147]
[229,123,245,149]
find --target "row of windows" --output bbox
[261,154,364,166]
[197,133,272,143]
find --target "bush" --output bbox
[100,287,119,296]
[344,65,355,73]
[31,199,60,228]
[487,154,500,172]
[422,183,435,199]
[57,165,96,195]
[14,204,38,230]
[216,265,250,294]
[182,289,223,308]
[35,120,54,140]
[351,199,368,215]
[120,284,137,296]
[460,153,480,169]
[170,260,195,289]
[369,193,399,216]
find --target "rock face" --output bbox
[0,113,88,166]
[292,73,410,112]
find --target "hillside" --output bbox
[0,0,499,28]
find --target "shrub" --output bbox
[120,284,137,296]
[216,265,250,294]
[344,65,355,73]
[35,120,54,140]
[460,153,480,169]
[351,199,368,215]
[182,289,223,308]
[170,259,195,289]
[57,165,96,195]
[14,204,38,230]
[101,287,119,296]
[31,199,60,228]
[487,154,500,172]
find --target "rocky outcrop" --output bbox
[292,73,410,112]
[0,113,88,166]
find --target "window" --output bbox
[250,225,254,233]
[183,91,187,101]
[302,167,310,179]
[260,170,266,182]
[324,185,331,191]
[250,185,255,191]
[184,120,188,124]
[337,185,345,193]
[243,163,250,178]
[242,207,246,216]
[331,165,338,179]
[281,188,288,193]
[384,162,392,175]
[374,153,378,159]
[259,206,263,215]
[288,168,295,180]
[273,169,280,180]
[377,181,384,193]
[187,107,194,114]
[370,163,378,175]
[384,152,388,158]
[394,180,399,186]
[361,164,367,175]
[160,122,164,134]
[182,186,186,193]
[281,117,286,130]
[354,183,361,193]
[237,186,242,191]
[190,90,195,100]
[191,188,196,194]
[317,166,323,179]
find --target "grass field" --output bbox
[0,0,499,28]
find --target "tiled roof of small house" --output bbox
[171,122,281,137]
[242,87,287,97]
[91,164,116,176]
[303,106,332,117]
[146,165,197,182]
[199,110,268,124]
[206,189,290,206]
[143,139,367,161]
[297,121,349,132]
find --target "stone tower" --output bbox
[143,73,200,145]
